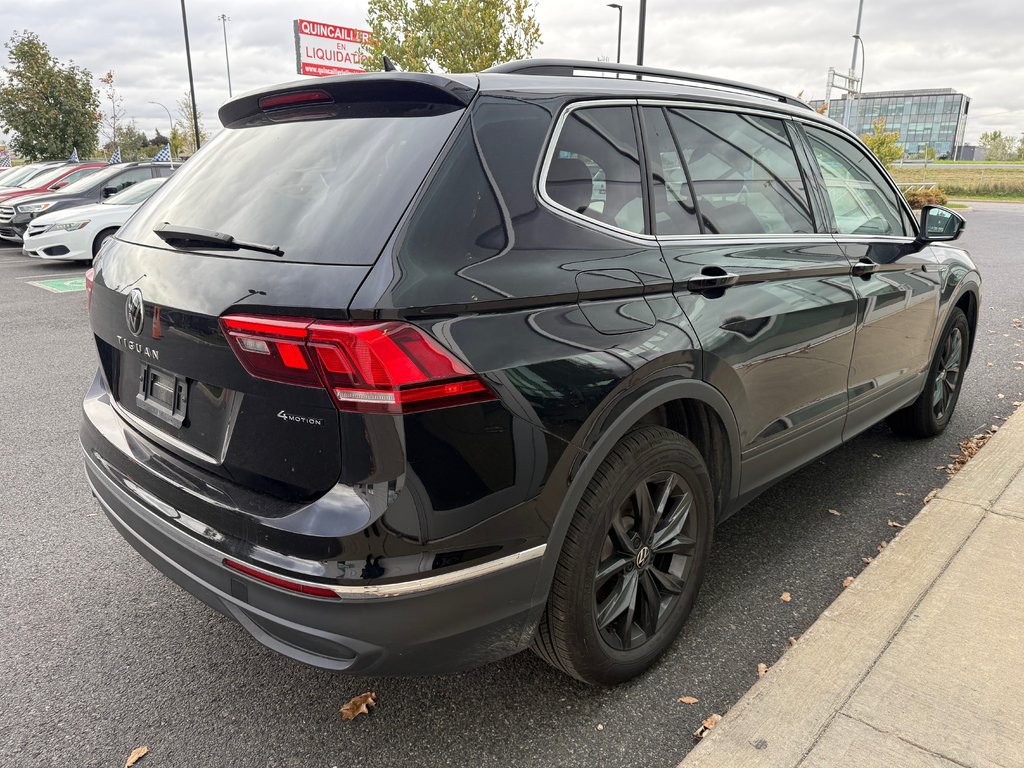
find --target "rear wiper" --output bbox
[153,223,284,257]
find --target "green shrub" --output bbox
[903,187,948,209]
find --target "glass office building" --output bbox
[809,88,970,158]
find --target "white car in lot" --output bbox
[22,177,167,261]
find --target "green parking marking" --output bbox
[27,277,86,293]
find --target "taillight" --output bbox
[85,267,95,311]
[220,314,496,414]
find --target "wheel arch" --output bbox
[524,376,741,633]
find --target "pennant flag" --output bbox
[69,147,79,162]
[108,146,122,164]
[0,153,10,168]
[153,144,171,162]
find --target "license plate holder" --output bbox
[136,363,189,428]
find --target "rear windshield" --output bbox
[118,109,464,264]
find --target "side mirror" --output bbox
[102,186,118,198]
[918,205,965,243]
[50,181,68,190]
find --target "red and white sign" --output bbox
[293,18,371,77]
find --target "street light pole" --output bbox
[218,14,233,98]
[607,4,623,65]
[179,0,202,152]
[636,0,647,66]
[148,100,176,169]
[847,0,865,130]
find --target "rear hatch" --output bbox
[90,73,476,503]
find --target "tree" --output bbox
[104,120,147,160]
[98,70,125,148]
[173,91,207,156]
[0,31,100,160]
[363,0,541,73]
[860,117,903,169]
[978,130,1019,162]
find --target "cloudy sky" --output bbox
[3,0,1021,143]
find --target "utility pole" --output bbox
[608,4,623,65]
[180,0,201,152]
[218,14,233,98]
[637,0,647,66]
[847,0,865,131]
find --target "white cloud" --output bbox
[1,0,1020,141]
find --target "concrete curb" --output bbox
[679,407,1024,768]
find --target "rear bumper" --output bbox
[85,448,545,674]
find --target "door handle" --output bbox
[851,258,880,277]
[686,270,740,292]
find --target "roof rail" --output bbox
[485,59,812,111]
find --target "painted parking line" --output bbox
[27,277,86,293]
[16,271,86,280]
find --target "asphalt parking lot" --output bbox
[2,204,1022,768]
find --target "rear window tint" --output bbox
[118,109,463,264]
[545,106,646,235]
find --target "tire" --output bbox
[92,227,118,257]
[887,307,970,438]
[532,426,714,685]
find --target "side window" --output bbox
[665,109,814,235]
[545,106,646,234]
[804,126,908,236]
[107,168,154,195]
[641,107,700,235]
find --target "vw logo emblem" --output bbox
[635,546,651,569]
[125,288,145,337]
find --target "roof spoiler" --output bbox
[219,73,479,127]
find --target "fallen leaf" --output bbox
[694,713,723,741]
[757,663,768,679]
[828,508,841,516]
[871,453,882,458]
[945,431,995,477]
[788,636,798,647]
[895,491,907,497]
[842,576,855,588]
[596,723,604,731]
[998,393,1005,399]
[124,747,149,768]
[924,489,939,504]
[878,540,888,552]
[861,556,874,565]
[780,591,792,603]
[987,362,994,367]
[887,520,906,529]
[677,696,699,705]
[340,691,377,721]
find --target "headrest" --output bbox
[546,157,594,214]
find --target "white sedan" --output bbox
[23,177,168,262]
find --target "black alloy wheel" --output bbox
[932,325,964,422]
[594,471,698,652]
[532,426,714,685]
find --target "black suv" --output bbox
[0,161,175,242]
[82,60,979,684]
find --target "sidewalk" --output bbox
[681,406,1024,768]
